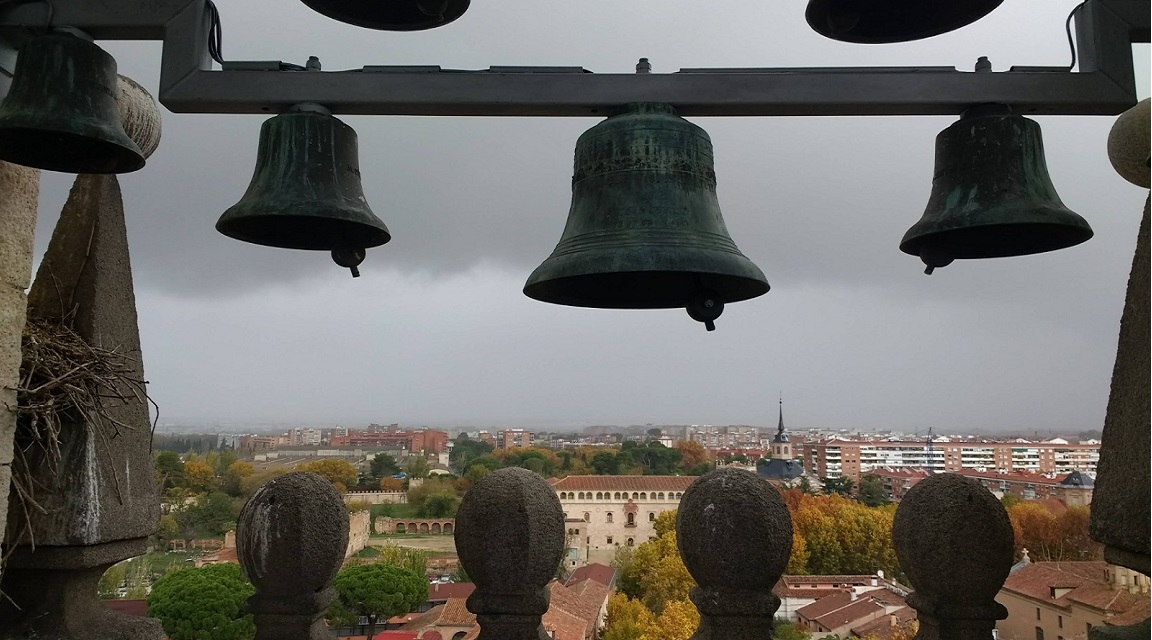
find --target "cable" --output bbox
[206,0,224,65]
[1065,1,1087,71]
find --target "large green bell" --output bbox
[805,0,1003,43]
[900,104,1093,275]
[217,105,390,277]
[0,31,144,174]
[524,103,769,331]
[299,0,470,31]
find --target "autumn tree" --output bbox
[297,459,358,491]
[147,564,255,640]
[646,599,699,640]
[220,460,253,497]
[675,440,709,471]
[1007,502,1101,561]
[331,564,426,640]
[602,593,655,640]
[378,477,404,491]
[623,525,695,614]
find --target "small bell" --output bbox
[298,0,470,31]
[0,30,145,174]
[900,104,1092,274]
[805,0,1004,43]
[217,105,390,276]
[524,103,769,330]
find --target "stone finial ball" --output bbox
[892,473,1014,604]
[676,468,793,590]
[1108,98,1150,188]
[454,467,565,593]
[237,472,349,597]
[116,74,161,159]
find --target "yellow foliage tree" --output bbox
[298,459,358,489]
[183,461,217,493]
[675,440,709,470]
[603,593,655,640]
[627,529,695,615]
[652,510,677,537]
[644,599,699,640]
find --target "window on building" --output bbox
[1036,627,1045,640]
[607,536,613,545]
[1036,608,1041,621]
[1058,616,1063,629]
[627,512,635,526]
[649,512,656,522]
[583,512,590,522]
[627,538,634,546]
[606,512,613,523]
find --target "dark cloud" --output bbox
[29,1,1149,431]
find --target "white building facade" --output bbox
[551,475,696,565]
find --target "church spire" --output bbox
[773,394,787,443]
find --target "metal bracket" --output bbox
[0,0,1146,117]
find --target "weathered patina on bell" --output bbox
[900,104,1093,274]
[524,103,769,330]
[299,0,470,31]
[217,105,390,276]
[0,31,145,174]
[806,0,1003,43]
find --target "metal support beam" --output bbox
[0,0,1146,118]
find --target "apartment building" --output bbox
[803,439,1100,480]
[496,429,533,449]
[870,468,1095,505]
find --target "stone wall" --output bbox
[346,510,371,558]
[343,490,407,505]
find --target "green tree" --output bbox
[404,455,431,479]
[370,453,401,479]
[775,620,813,640]
[173,492,238,546]
[857,475,891,507]
[408,477,458,507]
[331,564,426,640]
[417,492,460,518]
[146,564,255,640]
[821,476,854,497]
[155,451,186,492]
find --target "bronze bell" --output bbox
[0,30,145,174]
[524,103,769,331]
[805,0,1003,43]
[900,104,1093,275]
[217,105,390,277]
[299,0,470,31]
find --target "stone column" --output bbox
[676,467,792,640]
[1089,98,1150,577]
[892,473,1014,640]
[455,467,565,640]
[237,472,348,640]
[0,75,163,639]
[0,160,39,577]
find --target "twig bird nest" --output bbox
[7,315,156,550]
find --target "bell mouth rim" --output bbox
[298,0,471,31]
[523,271,770,310]
[804,0,1004,44]
[0,128,145,174]
[899,221,1094,260]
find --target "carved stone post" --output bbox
[892,473,1014,640]
[676,468,793,640]
[0,75,162,639]
[237,471,349,640]
[1089,98,1150,578]
[455,467,564,640]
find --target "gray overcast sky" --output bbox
[32,1,1151,433]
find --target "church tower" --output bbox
[771,397,792,459]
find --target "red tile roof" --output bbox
[798,592,856,620]
[427,582,476,601]
[814,598,884,629]
[565,563,616,588]
[550,476,697,492]
[850,606,917,640]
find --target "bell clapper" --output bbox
[686,290,724,332]
[332,248,366,278]
[919,245,954,276]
